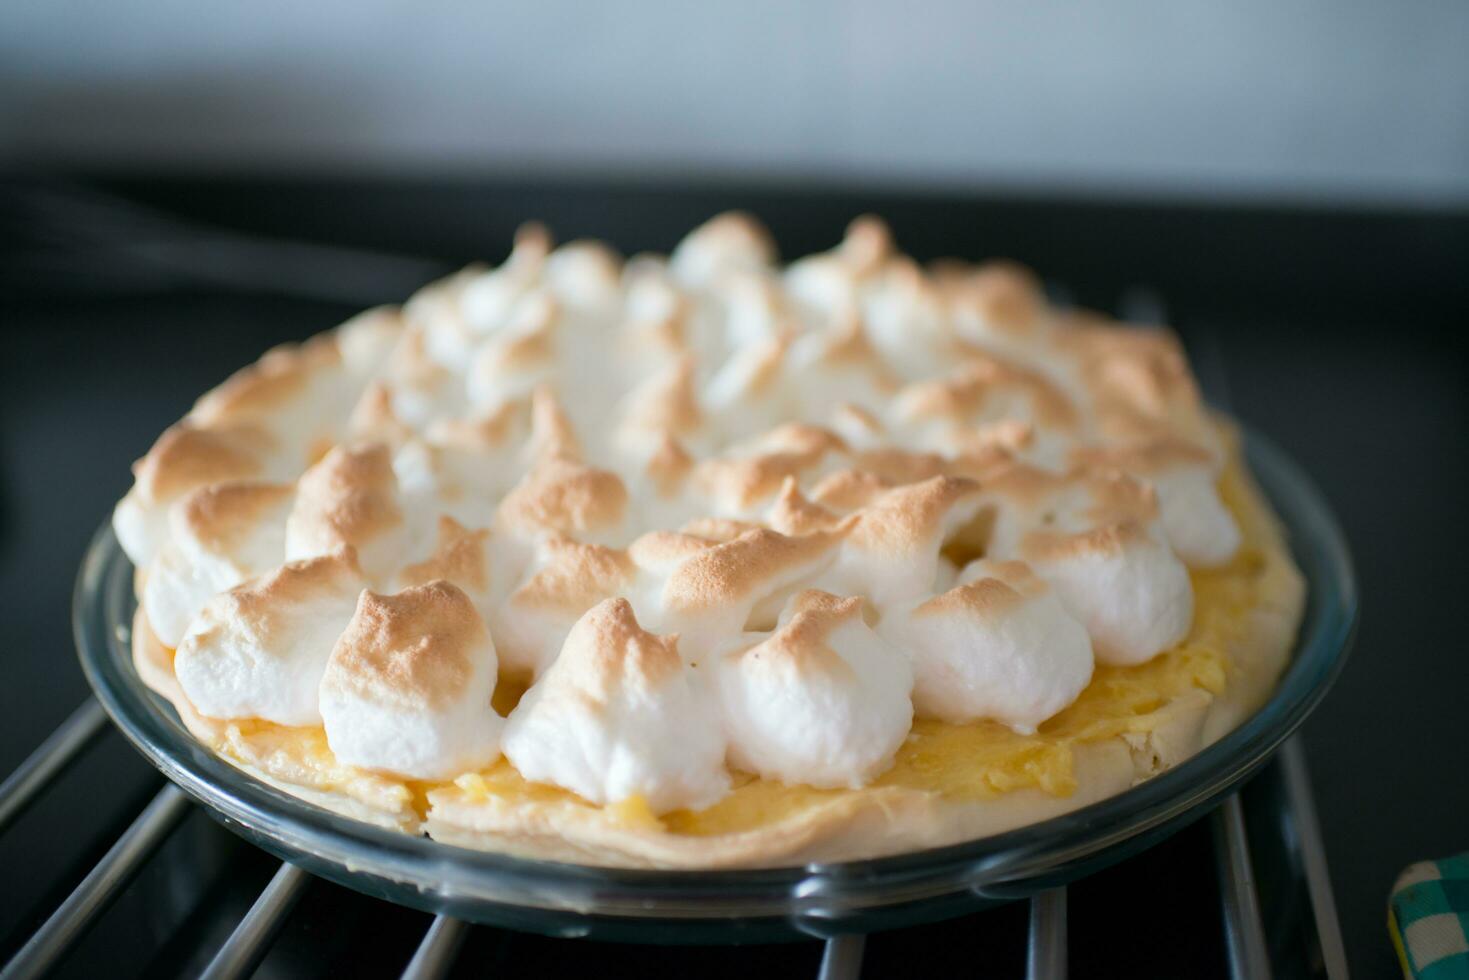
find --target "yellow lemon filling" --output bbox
[210,456,1277,837]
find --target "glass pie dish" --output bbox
[75,426,1355,943]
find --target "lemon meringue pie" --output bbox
[118,213,1304,868]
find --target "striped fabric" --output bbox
[1391,855,1469,979]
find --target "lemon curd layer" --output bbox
[209,456,1275,837]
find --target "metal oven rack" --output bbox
[0,700,1348,979]
[0,273,1349,980]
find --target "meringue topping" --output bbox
[321,581,503,779]
[119,211,1249,799]
[174,547,368,726]
[285,443,407,582]
[882,560,1093,732]
[144,481,294,647]
[718,591,912,788]
[502,598,728,812]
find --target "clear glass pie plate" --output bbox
[74,428,1356,943]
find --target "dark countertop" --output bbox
[1,178,1465,977]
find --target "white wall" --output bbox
[3,0,1467,204]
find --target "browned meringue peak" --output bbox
[973,458,1195,665]
[320,580,502,780]
[1069,438,1240,569]
[173,481,296,558]
[525,383,583,464]
[325,583,489,711]
[765,478,844,536]
[847,448,951,486]
[897,350,1080,433]
[173,545,368,725]
[808,468,895,511]
[949,418,1037,458]
[1018,520,1156,563]
[808,475,986,609]
[688,423,849,517]
[627,529,717,570]
[496,451,630,546]
[285,442,406,581]
[786,307,903,420]
[495,535,639,678]
[926,558,1050,612]
[784,216,895,315]
[661,527,840,616]
[189,332,341,431]
[544,239,623,310]
[936,260,1049,341]
[346,382,416,449]
[391,402,528,532]
[616,354,704,451]
[334,305,406,379]
[457,223,553,334]
[1057,316,1218,450]
[837,215,897,278]
[142,480,298,647]
[403,262,486,341]
[618,258,702,371]
[719,271,799,348]
[396,516,492,601]
[670,211,777,287]
[466,291,560,409]
[701,334,793,439]
[501,597,729,813]
[424,398,529,454]
[376,325,462,426]
[114,421,278,565]
[132,422,276,507]
[860,255,955,379]
[981,461,1157,525]
[829,401,886,448]
[717,588,913,790]
[641,435,695,500]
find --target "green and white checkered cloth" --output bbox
[1391,854,1469,979]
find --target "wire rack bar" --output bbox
[816,934,865,980]
[0,699,108,834]
[199,861,311,980]
[1279,738,1348,978]
[1213,793,1272,980]
[1026,887,1068,980]
[1,783,191,980]
[401,915,470,980]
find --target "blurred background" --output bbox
[4,0,1469,203]
[1,3,1466,978]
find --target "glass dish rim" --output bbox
[74,426,1356,921]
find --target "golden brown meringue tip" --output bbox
[170,480,295,554]
[676,517,763,544]
[286,442,405,568]
[188,333,341,428]
[526,384,583,463]
[510,535,637,613]
[425,399,528,452]
[561,597,684,683]
[766,477,842,536]
[397,516,492,594]
[327,581,488,711]
[662,527,839,613]
[347,382,414,448]
[837,214,894,277]
[130,422,274,504]
[496,454,629,540]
